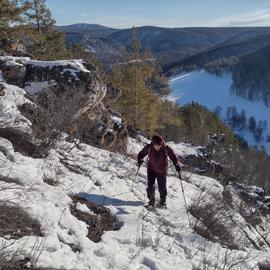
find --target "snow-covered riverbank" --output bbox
[169,70,270,153]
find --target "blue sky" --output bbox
[46,0,270,28]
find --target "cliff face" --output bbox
[0,56,128,156]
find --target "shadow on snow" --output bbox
[77,192,144,207]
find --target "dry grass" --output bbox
[42,177,60,187]
[0,257,41,270]
[188,191,240,250]
[0,203,43,270]
[0,175,23,186]
[197,246,255,270]
[0,202,42,240]
[70,195,123,243]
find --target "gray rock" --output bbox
[0,56,128,155]
[104,83,122,102]
[1,60,26,85]
[0,137,14,161]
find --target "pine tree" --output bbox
[0,0,28,41]
[156,100,183,141]
[248,116,256,134]
[110,27,184,139]
[25,0,69,59]
[213,105,222,117]
[110,27,159,136]
[240,109,247,130]
[68,43,99,67]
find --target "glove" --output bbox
[138,159,143,167]
[175,164,181,173]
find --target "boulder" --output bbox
[0,57,128,155]
[0,137,14,161]
[1,58,26,85]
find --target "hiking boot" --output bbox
[148,198,155,207]
[157,201,167,209]
[144,204,156,211]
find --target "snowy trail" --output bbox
[0,138,268,269]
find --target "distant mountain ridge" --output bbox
[54,23,118,33]
[163,33,270,75]
[110,26,270,52]
[55,23,270,70]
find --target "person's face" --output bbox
[153,144,162,151]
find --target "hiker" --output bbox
[137,135,181,208]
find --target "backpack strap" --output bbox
[148,143,169,158]
[164,144,169,157]
[148,144,151,156]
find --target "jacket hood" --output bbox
[151,135,164,146]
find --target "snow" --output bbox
[137,134,151,144]
[167,141,204,158]
[27,59,90,73]
[0,135,267,269]
[127,138,204,160]
[113,58,155,67]
[62,68,81,80]
[86,45,96,53]
[4,59,24,67]
[24,80,57,94]
[0,83,32,133]
[0,56,30,63]
[111,115,122,124]
[1,66,270,268]
[0,137,14,161]
[0,70,4,81]
[169,70,270,154]
[0,56,90,74]
[127,137,145,156]
[76,202,96,215]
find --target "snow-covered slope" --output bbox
[169,71,270,153]
[0,136,269,270]
[1,57,270,269]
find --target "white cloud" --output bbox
[81,14,207,29]
[81,13,89,18]
[64,9,270,28]
[212,9,270,27]
[82,15,175,28]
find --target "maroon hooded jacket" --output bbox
[137,140,179,176]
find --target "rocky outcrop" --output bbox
[223,182,270,216]
[179,144,224,178]
[104,82,122,103]
[1,58,26,85]
[0,56,128,156]
[69,105,128,154]
[189,178,270,251]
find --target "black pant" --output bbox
[147,170,167,204]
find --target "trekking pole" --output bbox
[178,171,192,227]
[131,165,140,191]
